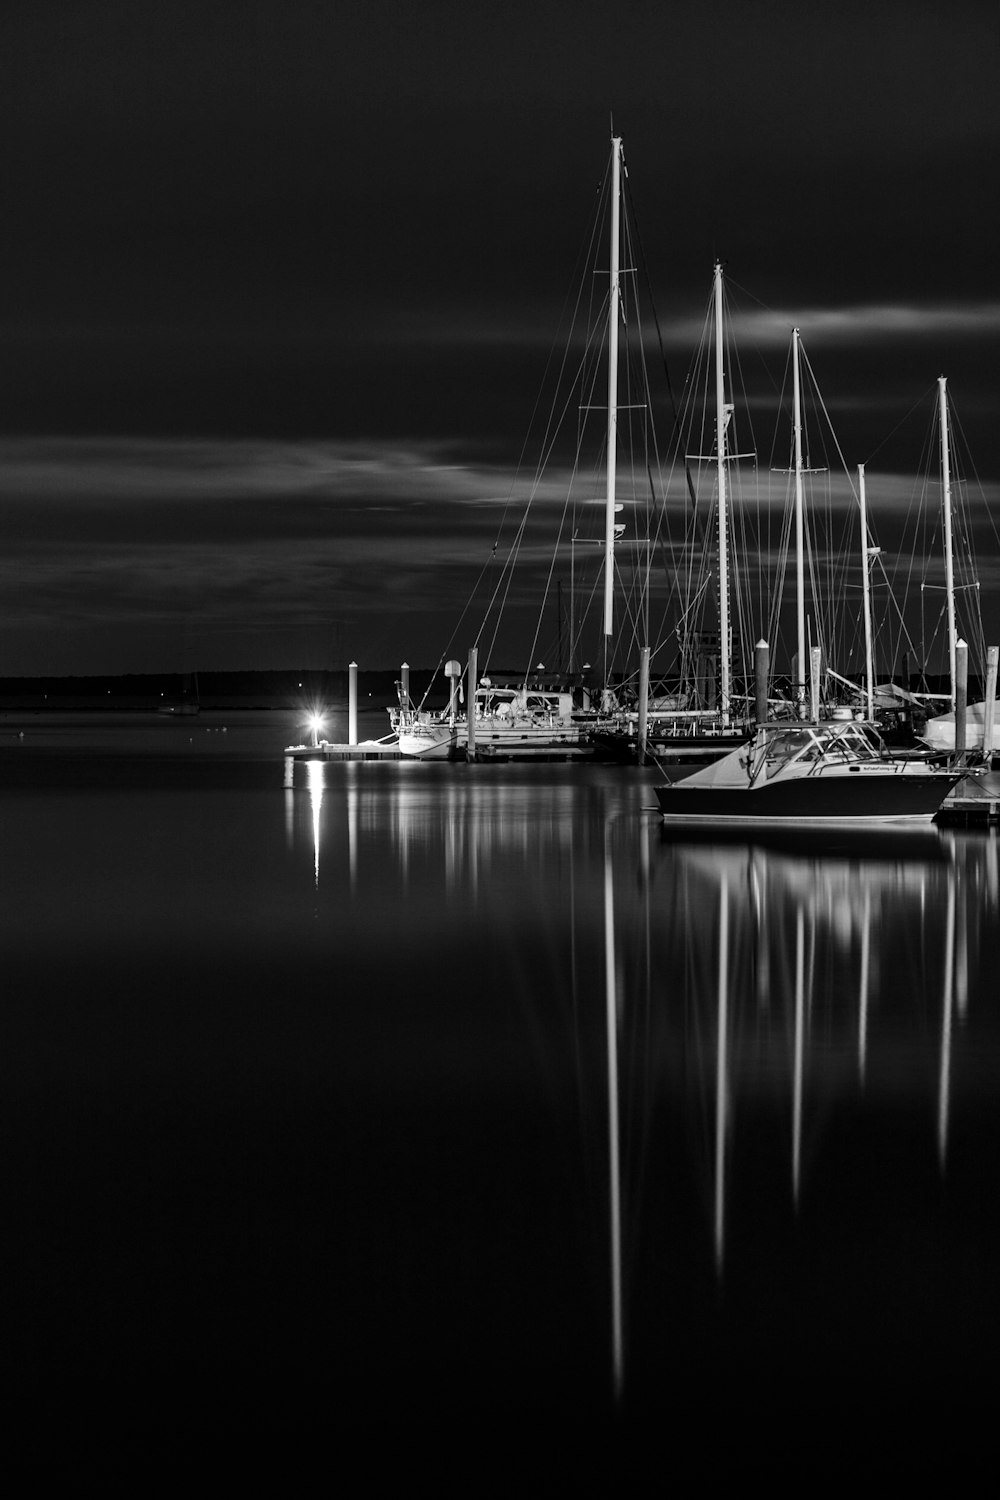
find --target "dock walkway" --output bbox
[938,770,1000,826]
[937,797,1000,827]
[284,740,406,761]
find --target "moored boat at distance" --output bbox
[157,699,201,717]
[655,719,971,824]
[391,675,599,760]
[920,699,1000,757]
[591,705,751,764]
[390,134,677,762]
[157,671,201,716]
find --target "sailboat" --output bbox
[157,670,201,717]
[390,134,676,761]
[393,664,596,761]
[592,260,756,764]
[657,332,969,823]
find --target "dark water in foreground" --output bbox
[3,711,1000,1477]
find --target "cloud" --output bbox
[3,432,1000,676]
[711,302,1000,349]
[0,436,586,672]
[375,298,1000,356]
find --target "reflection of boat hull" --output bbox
[656,769,962,823]
[658,820,949,861]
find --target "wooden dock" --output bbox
[284,740,406,761]
[937,796,1000,827]
[935,769,1000,826]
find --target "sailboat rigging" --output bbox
[593,261,761,763]
[655,339,974,820]
[389,134,683,760]
[913,376,996,755]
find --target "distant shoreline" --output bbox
[0,699,307,712]
[0,666,436,715]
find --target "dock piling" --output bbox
[809,645,822,722]
[755,640,769,727]
[637,645,650,765]
[955,639,967,763]
[984,647,998,762]
[467,647,478,762]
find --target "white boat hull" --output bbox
[473,724,593,759]
[395,722,459,759]
[396,721,593,760]
[392,688,598,760]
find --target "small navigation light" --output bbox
[307,712,326,748]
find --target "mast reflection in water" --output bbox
[5,742,1000,1472]
[290,764,1000,1458]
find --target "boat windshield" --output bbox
[759,722,882,769]
[765,729,818,762]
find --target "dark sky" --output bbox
[1,0,998,675]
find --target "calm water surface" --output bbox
[3,710,999,1475]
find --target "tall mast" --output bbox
[603,136,622,641]
[938,375,957,711]
[792,328,807,715]
[858,463,876,720]
[714,262,731,726]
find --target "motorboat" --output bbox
[655,718,969,824]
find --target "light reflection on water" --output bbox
[3,738,999,1469]
[290,761,1000,1440]
[649,827,984,1259]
